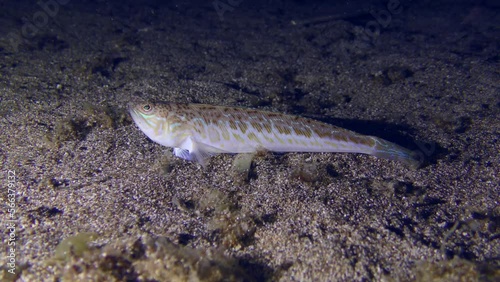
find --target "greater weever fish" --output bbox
[129,101,421,168]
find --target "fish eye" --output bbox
[142,104,153,112]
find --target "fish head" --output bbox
[128,101,176,147]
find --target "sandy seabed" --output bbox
[0,0,499,281]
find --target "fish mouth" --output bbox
[128,103,149,130]
[127,100,141,112]
[128,103,140,120]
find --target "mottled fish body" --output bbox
[129,102,420,168]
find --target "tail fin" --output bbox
[370,137,423,169]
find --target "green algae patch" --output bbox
[43,102,129,147]
[196,188,257,250]
[413,257,500,282]
[26,235,261,282]
[52,232,100,262]
[231,153,255,183]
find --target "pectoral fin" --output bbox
[173,148,192,161]
[173,139,225,167]
[173,147,211,167]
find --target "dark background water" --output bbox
[1,0,499,281]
